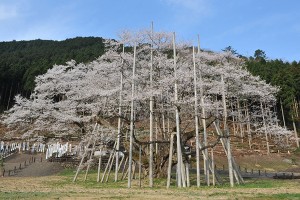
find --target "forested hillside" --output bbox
[245,50,300,127]
[0,38,299,129]
[0,37,106,112]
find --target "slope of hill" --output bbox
[0,37,106,112]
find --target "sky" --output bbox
[0,0,299,62]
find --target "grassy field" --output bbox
[1,169,300,200]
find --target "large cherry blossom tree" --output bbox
[1,29,294,187]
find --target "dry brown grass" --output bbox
[1,173,300,200]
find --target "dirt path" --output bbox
[3,153,64,177]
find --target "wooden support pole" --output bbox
[97,150,102,182]
[180,153,187,188]
[199,52,209,186]
[73,123,97,182]
[245,102,252,149]
[167,133,174,188]
[280,99,286,128]
[197,141,223,185]
[138,145,142,187]
[185,162,190,187]
[192,46,201,187]
[237,99,244,143]
[115,52,124,182]
[221,75,234,187]
[101,142,117,183]
[117,154,125,173]
[292,99,299,148]
[292,113,299,148]
[128,43,137,188]
[214,121,244,184]
[132,161,136,180]
[173,32,182,188]
[121,157,128,180]
[106,152,116,182]
[260,101,270,154]
[149,21,154,188]
[211,148,215,186]
[84,140,96,181]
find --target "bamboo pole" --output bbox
[128,43,137,188]
[192,46,201,187]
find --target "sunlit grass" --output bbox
[1,168,300,199]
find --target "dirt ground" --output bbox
[3,151,300,177]
[2,152,64,177]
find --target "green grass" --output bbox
[270,193,300,199]
[249,193,300,200]
[57,169,298,189]
[235,178,286,188]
